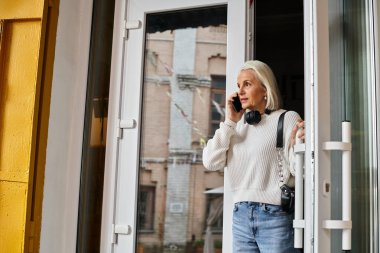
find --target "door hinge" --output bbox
[123,20,142,39]
[116,119,137,139]
[111,224,132,244]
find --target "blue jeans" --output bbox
[232,202,299,253]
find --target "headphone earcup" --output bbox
[245,110,262,125]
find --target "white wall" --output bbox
[40,0,93,252]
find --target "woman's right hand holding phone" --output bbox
[227,93,245,123]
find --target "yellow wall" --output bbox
[0,0,58,252]
[0,19,41,253]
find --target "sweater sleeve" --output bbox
[284,111,302,176]
[202,118,237,171]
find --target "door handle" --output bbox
[114,224,132,235]
[111,224,132,244]
[322,121,352,250]
[119,119,137,129]
[116,119,137,139]
[293,128,305,248]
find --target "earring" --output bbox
[264,96,267,100]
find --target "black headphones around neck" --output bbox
[245,108,272,125]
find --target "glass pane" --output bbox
[137,6,227,253]
[76,0,115,252]
[329,0,376,251]
[211,75,226,89]
[138,186,155,231]
[211,123,219,137]
[211,108,222,121]
[213,93,223,104]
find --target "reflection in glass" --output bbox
[138,186,156,231]
[137,6,227,253]
[76,0,115,252]
[210,76,226,136]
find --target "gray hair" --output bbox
[240,60,281,110]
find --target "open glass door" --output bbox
[305,0,378,252]
[247,0,379,252]
[102,1,247,253]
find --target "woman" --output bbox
[203,60,304,252]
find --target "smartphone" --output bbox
[232,96,242,112]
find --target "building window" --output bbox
[210,75,226,136]
[205,194,223,232]
[138,186,156,231]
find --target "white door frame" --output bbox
[40,0,93,252]
[374,1,380,251]
[223,1,249,252]
[309,0,332,251]
[101,1,249,252]
[305,0,379,252]
[303,0,315,251]
[305,0,347,251]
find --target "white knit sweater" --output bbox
[203,109,301,205]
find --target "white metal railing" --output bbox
[322,121,352,250]
[293,128,306,248]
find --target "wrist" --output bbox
[224,118,237,128]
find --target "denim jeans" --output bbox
[232,202,299,253]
